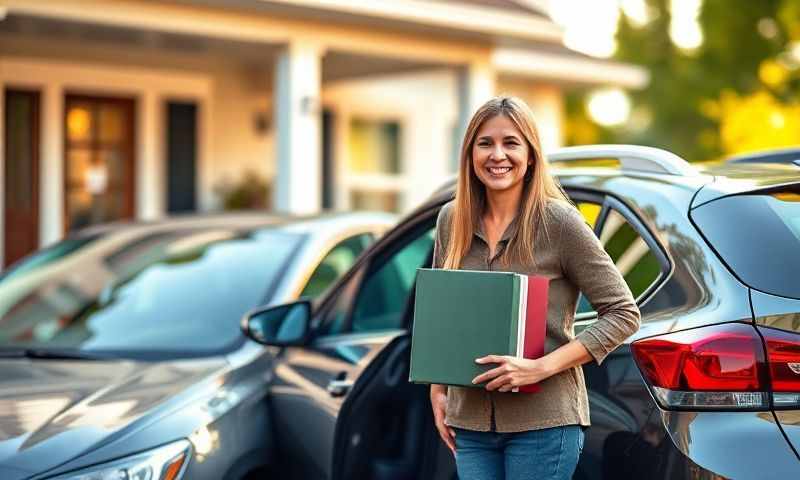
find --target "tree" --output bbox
[565,0,800,161]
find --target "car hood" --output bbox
[0,356,228,476]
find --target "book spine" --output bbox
[518,275,528,357]
[508,274,521,357]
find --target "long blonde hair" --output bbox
[443,95,569,269]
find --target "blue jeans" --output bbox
[454,425,584,480]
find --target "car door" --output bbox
[267,209,437,479]
[567,190,671,480]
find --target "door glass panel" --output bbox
[64,96,134,232]
[98,104,125,143]
[350,228,434,332]
[66,149,92,184]
[99,149,126,185]
[66,104,92,142]
[300,233,373,299]
[576,207,662,314]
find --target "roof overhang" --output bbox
[494,48,649,89]
[217,0,565,44]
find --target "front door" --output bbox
[268,212,437,479]
[3,89,40,267]
[63,95,135,232]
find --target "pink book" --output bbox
[518,276,549,393]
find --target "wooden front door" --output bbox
[63,95,135,232]
[3,89,40,268]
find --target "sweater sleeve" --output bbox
[559,207,641,365]
[431,202,452,269]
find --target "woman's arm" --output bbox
[472,339,592,391]
[472,204,641,390]
[430,383,455,452]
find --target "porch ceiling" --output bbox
[0,13,448,82]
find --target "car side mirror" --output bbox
[241,300,311,346]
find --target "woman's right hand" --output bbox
[430,384,456,455]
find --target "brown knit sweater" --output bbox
[433,199,641,433]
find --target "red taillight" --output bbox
[760,326,800,408]
[632,323,771,409]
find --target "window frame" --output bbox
[311,205,440,339]
[298,232,375,300]
[566,188,672,325]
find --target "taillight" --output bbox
[760,326,800,408]
[632,323,771,410]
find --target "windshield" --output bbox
[691,185,800,299]
[0,225,305,357]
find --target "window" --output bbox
[351,230,434,332]
[691,186,800,299]
[576,203,664,315]
[320,222,435,336]
[300,233,373,299]
[64,95,135,232]
[344,117,404,213]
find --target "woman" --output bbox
[429,96,641,480]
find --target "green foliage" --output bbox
[213,170,271,210]
[566,0,800,161]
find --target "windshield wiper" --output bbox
[0,348,113,360]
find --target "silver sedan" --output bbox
[0,211,394,480]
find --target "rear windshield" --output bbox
[691,185,800,299]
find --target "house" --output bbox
[0,0,647,267]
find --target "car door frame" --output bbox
[564,186,673,328]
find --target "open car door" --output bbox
[330,334,456,480]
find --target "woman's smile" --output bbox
[487,166,513,177]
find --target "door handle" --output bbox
[327,378,354,397]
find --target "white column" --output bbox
[456,60,496,156]
[40,84,63,248]
[138,91,162,220]
[274,40,323,214]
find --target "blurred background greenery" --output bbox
[562,0,800,162]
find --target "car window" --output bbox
[319,221,435,336]
[299,233,373,299]
[576,202,602,228]
[351,230,434,332]
[576,205,663,315]
[691,186,800,299]
[0,228,305,356]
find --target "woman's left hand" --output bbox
[472,355,554,392]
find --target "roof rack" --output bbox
[547,145,698,176]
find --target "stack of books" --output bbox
[409,268,549,393]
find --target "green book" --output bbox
[409,268,548,391]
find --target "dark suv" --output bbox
[243,145,800,479]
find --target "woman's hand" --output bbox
[430,384,455,454]
[472,355,554,392]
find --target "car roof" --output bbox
[426,146,799,209]
[71,210,397,240]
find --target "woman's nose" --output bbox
[490,145,506,160]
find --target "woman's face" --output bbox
[471,114,531,195]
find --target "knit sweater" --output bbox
[432,199,641,432]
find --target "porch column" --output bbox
[40,84,63,248]
[274,40,323,214]
[138,91,162,220]
[456,60,496,160]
